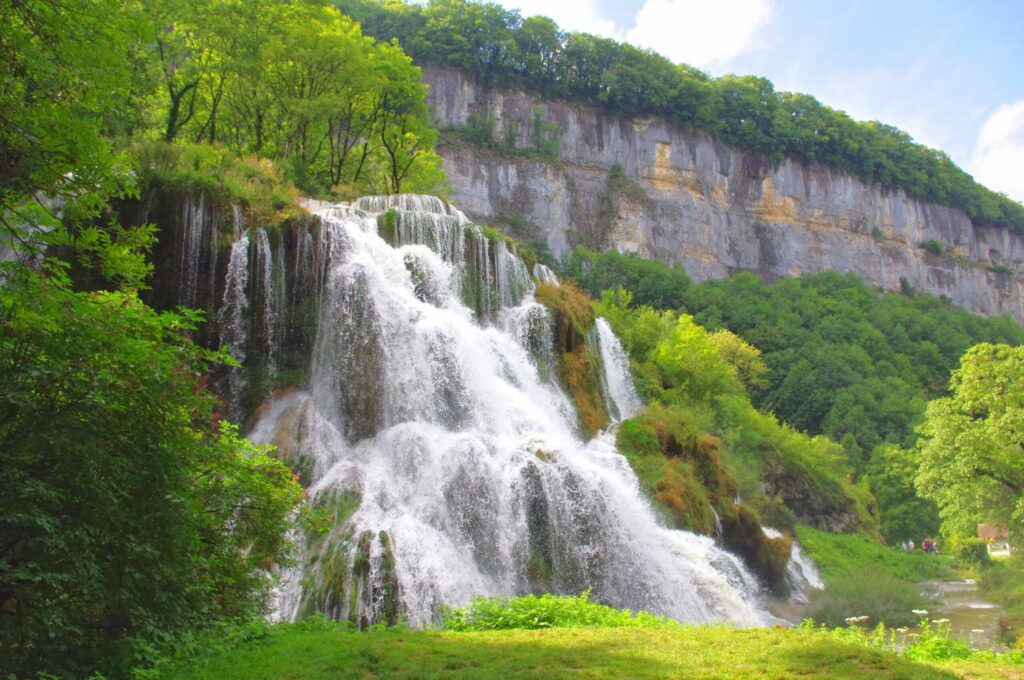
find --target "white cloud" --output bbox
[625,0,773,68]
[497,0,772,69]
[968,101,1024,203]
[498,0,620,38]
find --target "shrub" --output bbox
[944,537,992,567]
[440,592,674,631]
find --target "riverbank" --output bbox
[164,624,1024,679]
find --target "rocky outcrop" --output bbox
[423,65,1024,323]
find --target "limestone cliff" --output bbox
[423,65,1024,323]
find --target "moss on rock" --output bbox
[535,281,609,437]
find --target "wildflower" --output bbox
[912,609,928,615]
[896,628,908,633]
[933,618,950,624]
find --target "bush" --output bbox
[0,272,303,677]
[803,567,930,628]
[944,537,992,567]
[132,141,304,226]
[440,592,674,631]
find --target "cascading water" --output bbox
[763,527,824,602]
[595,317,643,422]
[533,263,560,287]
[177,192,206,307]
[249,195,770,628]
[220,229,250,422]
[253,227,281,377]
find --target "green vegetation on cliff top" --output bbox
[336,0,1024,234]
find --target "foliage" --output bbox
[796,526,952,583]
[616,405,726,533]
[805,617,991,665]
[597,288,877,534]
[566,246,693,311]
[569,251,1023,473]
[440,591,674,631]
[135,0,445,197]
[943,538,992,568]
[803,567,929,628]
[864,444,941,546]
[133,141,304,225]
[337,0,1024,234]
[915,343,1024,537]
[0,269,303,678]
[0,0,148,282]
[164,622,1024,679]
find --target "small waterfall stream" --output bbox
[763,527,824,603]
[595,317,643,422]
[219,230,250,422]
[240,195,771,627]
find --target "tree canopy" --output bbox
[915,343,1024,538]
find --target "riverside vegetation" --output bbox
[4,0,1024,678]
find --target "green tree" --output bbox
[0,0,142,267]
[916,343,1024,537]
[0,268,303,677]
[866,444,941,544]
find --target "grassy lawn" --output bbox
[797,525,954,582]
[166,625,1023,679]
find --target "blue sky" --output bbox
[488,0,1024,201]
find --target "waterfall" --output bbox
[595,318,643,422]
[763,527,825,602]
[219,230,250,422]
[253,228,280,376]
[178,192,207,307]
[249,196,770,628]
[533,263,559,286]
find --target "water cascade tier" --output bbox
[237,195,771,627]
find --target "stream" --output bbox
[919,579,1008,651]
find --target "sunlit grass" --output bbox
[166,624,1024,679]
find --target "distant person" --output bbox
[902,541,909,550]
[909,539,915,550]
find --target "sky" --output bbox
[486,0,1024,202]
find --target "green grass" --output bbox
[797,525,954,583]
[165,624,1023,679]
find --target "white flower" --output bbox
[912,609,929,615]
[933,618,950,624]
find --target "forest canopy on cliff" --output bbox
[336,0,1024,234]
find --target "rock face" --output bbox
[423,65,1024,323]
